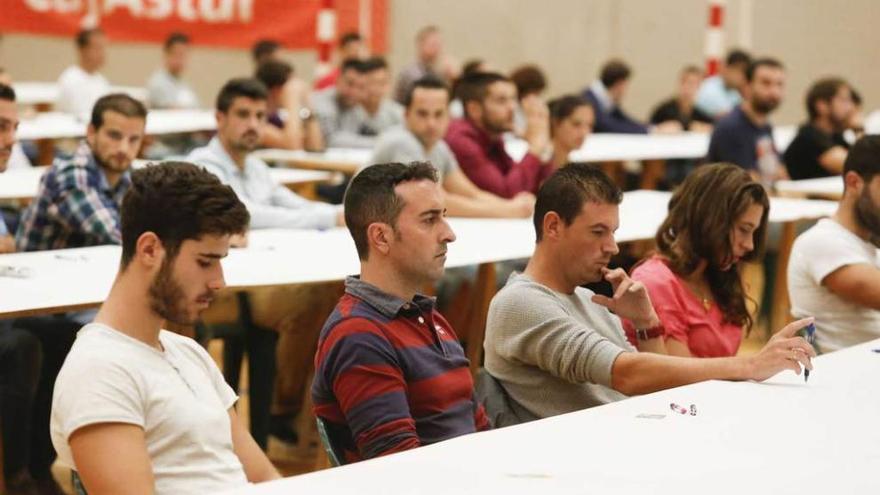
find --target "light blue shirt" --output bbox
[0,216,8,236]
[187,137,339,230]
[695,75,741,117]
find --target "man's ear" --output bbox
[366,222,394,257]
[542,211,563,241]
[134,232,165,269]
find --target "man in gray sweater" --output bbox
[483,163,816,424]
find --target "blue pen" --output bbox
[804,322,816,382]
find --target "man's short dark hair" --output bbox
[252,39,280,62]
[600,60,631,88]
[0,83,15,102]
[120,162,249,267]
[255,60,293,90]
[806,77,849,121]
[455,71,509,105]
[746,57,784,82]
[510,65,547,99]
[844,135,880,184]
[534,163,623,242]
[726,49,751,67]
[339,31,362,47]
[680,65,703,78]
[164,32,190,51]
[403,76,449,108]
[344,162,439,260]
[416,25,439,42]
[76,28,104,49]
[216,78,268,113]
[341,58,370,75]
[361,56,388,73]
[90,93,147,130]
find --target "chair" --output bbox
[315,417,346,467]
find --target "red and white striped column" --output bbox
[704,0,726,76]
[315,0,337,79]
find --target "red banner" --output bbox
[0,0,388,53]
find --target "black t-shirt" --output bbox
[650,98,714,130]
[783,124,850,180]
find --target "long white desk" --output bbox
[775,176,843,200]
[229,338,880,494]
[255,127,798,175]
[0,191,836,318]
[567,125,796,163]
[12,82,148,107]
[16,109,217,141]
[0,165,331,203]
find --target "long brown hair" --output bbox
[655,163,769,329]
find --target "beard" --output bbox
[854,189,880,248]
[481,114,512,135]
[751,98,780,115]
[149,257,199,326]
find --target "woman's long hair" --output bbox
[655,163,770,330]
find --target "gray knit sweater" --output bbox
[484,273,635,419]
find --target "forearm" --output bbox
[611,351,750,396]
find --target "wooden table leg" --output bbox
[463,262,497,376]
[1,421,5,493]
[640,159,666,190]
[769,221,797,334]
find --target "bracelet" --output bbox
[635,323,664,341]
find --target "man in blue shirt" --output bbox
[696,49,751,118]
[706,58,789,185]
[582,60,681,135]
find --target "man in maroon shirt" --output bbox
[445,72,553,198]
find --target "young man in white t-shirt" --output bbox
[788,135,880,353]
[50,162,280,494]
[57,28,111,118]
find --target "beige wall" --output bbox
[2,0,877,124]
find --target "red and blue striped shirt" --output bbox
[312,276,490,462]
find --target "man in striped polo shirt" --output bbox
[312,161,490,462]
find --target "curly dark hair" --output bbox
[120,162,250,267]
[655,163,769,329]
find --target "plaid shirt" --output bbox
[16,142,131,252]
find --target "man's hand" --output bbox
[591,267,659,329]
[522,94,550,157]
[651,120,684,134]
[746,317,816,382]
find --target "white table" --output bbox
[229,338,880,494]
[252,148,372,175]
[253,127,797,178]
[0,165,331,203]
[501,126,797,164]
[0,191,835,319]
[16,109,217,141]
[775,176,843,200]
[12,82,148,106]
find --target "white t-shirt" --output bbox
[51,323,248,494]
[56,65,110,119]
[788,218,880,353]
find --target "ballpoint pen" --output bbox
[804,322,816,382]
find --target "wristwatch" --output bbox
[634,323,664,341]
[298,107,314,121]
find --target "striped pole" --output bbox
[704,0,726,76]
[315,0,336,79]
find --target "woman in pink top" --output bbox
[623,164,769,357]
